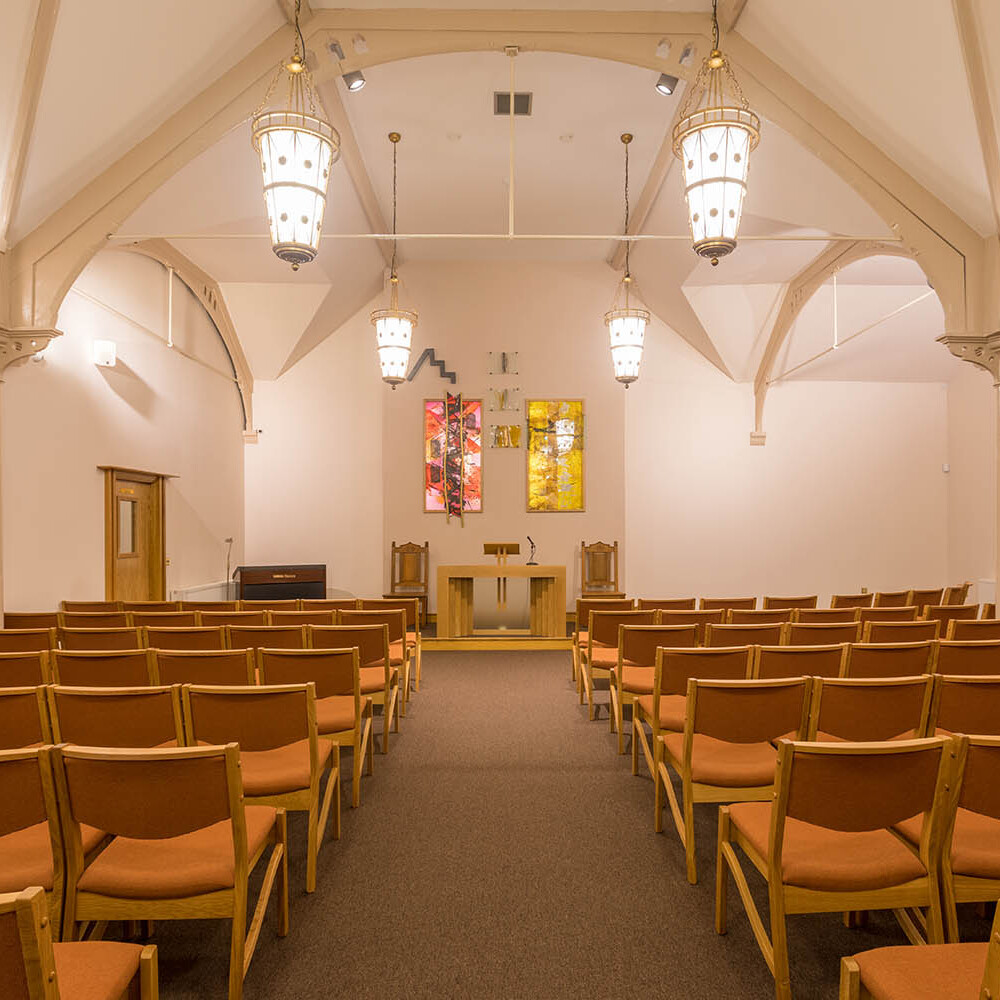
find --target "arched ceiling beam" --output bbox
[751,239,916,443]
[0,8,986,355]
[118,239,254,429]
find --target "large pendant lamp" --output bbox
[672,0,760,265]
[251,0,340,270]
[371,132,417,388]
[605,133,650,387]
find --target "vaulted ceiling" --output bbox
[1,1,997,387]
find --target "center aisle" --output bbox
[160,651,907,998]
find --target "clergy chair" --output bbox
[53,743,288,1000]
[705,623,784,648]
[862,619,939,643]
[52,650,157,688]
[258,647,373,808]
[581,609,657,720]
[858,604,919,625]
[153,649,256,686]
[728,608,793,625]
[754,644,849,680]
[0,886,158,1000]
[384,541,429,626]
[0,630,57,653]
[181,683,339,893]
[57,628,143,652]
[804,675,934,742]
[934,639,1000,676]
[2,613,59,630]
[830,592,874,609]
[843,641,938,679]
[928,675,1000,737]
[0,688,52,749]
[141,626,226,651]
[873,590,911,608]
[47,686,183,748]
[762,595,817,610]
[700,597,757,611]
[947,617,1000,640]
[717,736,959,1000]
[0,652,51,688]
[793,607,861,623]
[580,540,624,599]
[659,676,810,884]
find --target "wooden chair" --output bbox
[935,639,1000,676]
[762,595,817,610]
[196,611,266,628]
[142,626,226,651]
[225,625,306,653]
[783,621,861,646]
[0,651,51,687]
[126,611,197,628]
[47,686,184,748]
[60,601,121,613]
[947,618,1000,640]
[2,613,59,630]
[840,892,1000,999]
[609,624,699,754]
[122,601,180,613]
[701,597,757,611]
[859,605,919,624]
[632,646,754,827]
[57,628,143,652]
[660,677,811,884]
[929,674,1000,737]
[830,592,874,609]
[793,607,861,623]
[182,683,339,893]
[267,611,336,627]
[301,599,360,613]
[180,601,239,612]
[54,743,288,1000]
[658,608,726,645]
[0,630,56,653]
[239,600,299,612]
[754,644,849,680]
[580,540,624,599]
[580,609,657,720]
[862,619,940,643]
[0,886,158,1000]
[58,613,129,630]
[308,625,399,754]
[908,588,945,614]
[384,540,429,625]
[153,649,255,686]
[339,609,412,709]
[359,598,423,690]
[717,736,959,1000]
[0,688,52,749]
[983,603,997,619]
[805,675,934,741]
[259,647,373,809]
[705,623,784,648]
[637,598,697,611]
[873,590,911,608]
[0,750,72,941]
[572,598,632,686]
[52,650,157,687]
[943,582,972,605]
[923,604,979,635]
[844,641,938,678]
[729,608,793,625]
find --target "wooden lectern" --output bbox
[484,542,520,608]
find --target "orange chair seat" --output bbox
[388,640,407,665]
[851,942,987,1000]
[635,694,686,732]
[615,664,654,694]
[53,940,145,1000]
[77,808,276,899]
[575,630,588,647]
[589,646,619,668]
[359,666,398,694]
[241,739,333,797]
[0,822,104,892]
[896,808,1000,879]
[812,728,919,744]
[315,695,365,734]
[663,733,777,787]
[730,802,927,891]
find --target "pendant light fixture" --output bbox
[371,132,417,388]
[672,0,760,266]
[251,0,340,270]
[604,133,650,388]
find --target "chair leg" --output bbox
[942,869,959,943]
[228,890,247,1000]
[415,643,422,691]
[715,807,730,935]
[631,712,640,776]
[609,685,618,733]
[839,957,861,1000]
[306,799,319,893]
[617,698,627,755]
[139,944,159,1000]
[683,785,697,885]
[769,881,792,1000]
[653,736,665,833]
[392,688,400,734]
[276,810,289,937]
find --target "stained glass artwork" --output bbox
[526,399,584,512]
[424,396,483,516]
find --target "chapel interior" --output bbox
[2,2,1000,999]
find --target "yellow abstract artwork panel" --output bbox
[526,399,584,512]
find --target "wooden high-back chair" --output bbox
[581,609,657,720]
[942,582,971,606]
[384,541,429,625]
[580,540,624,599]
[908,588,945,614]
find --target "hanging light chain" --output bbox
[293,0,306,63]
[712,0,720,50]
[391,134,399,279]
[622,133,632,279]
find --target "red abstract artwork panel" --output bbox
[424,397,482,515]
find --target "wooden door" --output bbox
[103,468,166,601]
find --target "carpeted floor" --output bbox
[147,651,987,999]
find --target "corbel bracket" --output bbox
[0,326,61,373]
[937,331,1000,385]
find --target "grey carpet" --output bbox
[146,651,989,999]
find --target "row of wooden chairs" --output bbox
[11,596,414,618]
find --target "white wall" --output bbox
[1,250,246,609]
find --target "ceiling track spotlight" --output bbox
[655,72,679,96]
[251,0,340,270]
[328,38,365,91]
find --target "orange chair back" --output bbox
[196,611,266,627]
[859,605,918,623]
[588,610,656,647]
[863,620,939,643]
[706,623,783,648]
[763,595,817,610]
[60,601,120,613]
[637,598,697,612]
[845,641,937,679]
[575,598,633,638]
[935,640,1000,677]
[756,644,848,680]
[154,649,255,686]
[655,646,753,695]
[658,609,726,644]
[807,676,934,741]
[339,609,406,643]
[0,630,55,653]
[58,628,142,651]
[0,690,50,750]
[785,622,861,646]
[48,686,182,747]
[53,650,155,687]
[359,598,420,630]
[2,613,58,630]
[267,611,336,626]
[183,684,313,752]
[948,619,1000,641]
[619,625,697,666]
[907,588,944,613]
[239,600,299,612]
[226,625,305,651]
[795,608,860,623]
[925,604,979,633]
[956,738,1000,820]
[143,626,226,651]
[258,647,359,700]
[872,591,910,608]
[0,652,49,688]
[128,611,197,628]
[300,599,360,612]
[728,608,793,625]
[180,601,239,612]
[931,676,1000,736]
[308,624,388,666]
[830,593,874,609]
[700,597,756,611]
[0,748,57,843]
[690,677,810,743]
[59,612,129,629]
[122,602,180,613]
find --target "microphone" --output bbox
[526,536,538,566]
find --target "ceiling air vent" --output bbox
[494,92,533,116]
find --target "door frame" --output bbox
[100,466,172,601]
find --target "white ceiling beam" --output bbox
[0,0,59,251]
[952,0,1000,235]
[717,0,750,36]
